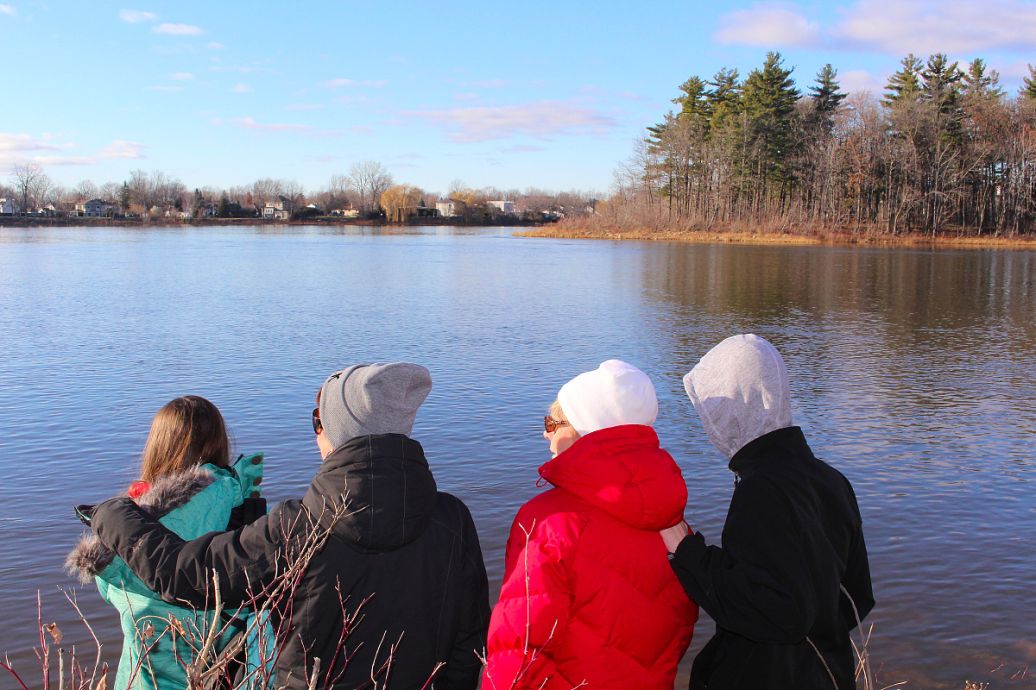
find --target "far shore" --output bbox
[516,224,1036,251]
[0,215,543,229]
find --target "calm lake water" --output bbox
[1,225,1034,689]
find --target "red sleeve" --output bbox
[482,497,579,690]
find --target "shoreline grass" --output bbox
[515,225,1036,251]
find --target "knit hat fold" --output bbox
[319,363,432,448]
[558,360,658,436]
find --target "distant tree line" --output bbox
[2,160,596,223]
[594,52,1036,236]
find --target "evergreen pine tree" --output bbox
[741,52,800,184]
[674,76,712,127]
[884,54,923,106]
[921,54,963,112]
[119,182,130,212]
[961,58,1004,100]
[921,53,964,142]
[707,67,742,130]
[1021,64,1036,100]
[808,63,846,135]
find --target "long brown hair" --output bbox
[140,395,230,482]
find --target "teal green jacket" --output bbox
[68,453,272,690]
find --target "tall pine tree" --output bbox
[808,63,847,135]
[921,53,964,142]
[961,58,1004,101]
[741,52,800,185]
[1021,64,1036,100]
[884,54,923,106]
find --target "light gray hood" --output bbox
[683,334,793,459]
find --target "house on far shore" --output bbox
[0,198,18,215]
[487,200,516,215]
[84,198,114,217]
[436,200,457,218]
[262,200,290,220]
[330,208,360,218]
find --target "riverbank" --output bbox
[0,215,545,229]
[517,224,1036,251]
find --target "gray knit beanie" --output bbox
[318,363,432,448]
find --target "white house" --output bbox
[262,200,290,220]
[84,199,114,217]
[436,200,457,217]
[487,200,516,214]
[0,198,17,215]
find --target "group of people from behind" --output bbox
[70,334,873,690]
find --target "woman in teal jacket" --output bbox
[67,395,272,690]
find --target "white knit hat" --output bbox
[557,360,658,436]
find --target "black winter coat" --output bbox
[670,426,874,690]
[90,434,490,690]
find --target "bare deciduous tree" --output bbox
[11,162,50,213]
[349,161,393,215]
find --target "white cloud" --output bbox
[713,1,1036,55]
[98,140,145,159]
[406,101,616,143]
[837,69,886,95]
[833,0,1036,54]
[335,94,370,105]
[232,83,253,93]
[118,9,157,23]
[153,22,203,36]
[0,132,62,154]
[0,5,16,16]
[0,134,144,167]
[324,77,388,88]
[147,85,184,92]
[716,4,821,47]
[235,116,311,132]
[207,41,225,50]
[170,72,194,81]
[230,117,344,138]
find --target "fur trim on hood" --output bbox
[66,466,216,584]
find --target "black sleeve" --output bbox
[227,497,268,530]
[91,496,287,609]
[439,501,491,690]
[669,478,817,643]
[839,485,875,629]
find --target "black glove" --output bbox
[75,504,96,526]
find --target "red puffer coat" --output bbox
[483,424,698,690]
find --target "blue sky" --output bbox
[3,1,1036,195]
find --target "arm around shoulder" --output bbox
[92,496,288,608]
[668,478,817,643]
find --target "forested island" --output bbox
[545,52,1036,244]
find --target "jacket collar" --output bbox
[728,425,813,476]
[538,424,687,530]
[305,434,438,551]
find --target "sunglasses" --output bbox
[543,415,569,434]
[312,407,322,434]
